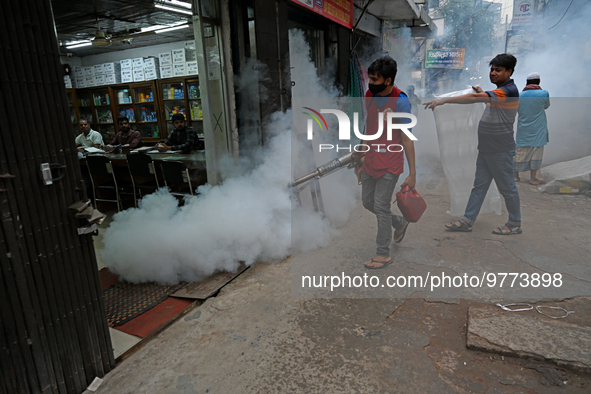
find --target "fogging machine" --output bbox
[290,152,360,187]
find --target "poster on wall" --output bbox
[425,49,465,69]
[290,0,354,29]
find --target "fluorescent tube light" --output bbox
[65,40,90,45]
[141,25,169,32]
[141,21,186,32]
[162,0,192,9]
[155,4,193,15]
[155,24,190,33]
[66,41,92,49]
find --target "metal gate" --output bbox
[0,1,115,393]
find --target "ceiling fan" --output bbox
[91,19,112,47]
[90,20,148,47]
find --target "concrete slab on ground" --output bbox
[467,306,591,371]
[109,328,141,359]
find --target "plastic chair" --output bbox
[85,155,132,211]
[160,160,194,197]
[126,153,160,207]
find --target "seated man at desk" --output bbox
[75,118,104,151]
[156,113,204,153]
[105,116,143,151]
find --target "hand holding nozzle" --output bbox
[350,150,366,165]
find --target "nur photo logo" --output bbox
[303,107,417,153]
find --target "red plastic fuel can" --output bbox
[395,185,427,223]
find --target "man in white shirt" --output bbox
[75,118,104,151]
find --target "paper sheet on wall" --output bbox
[432,88,502,216]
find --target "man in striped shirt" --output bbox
[424,54,522,236]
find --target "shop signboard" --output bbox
[289,0,354,29]
[425,49,465,69]
[506,30,535,54]
[513,0,534,27]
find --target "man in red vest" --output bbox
[360,56,417,269]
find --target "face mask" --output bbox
[369,82,388,95]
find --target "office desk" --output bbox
[85,151,207,170]
[80,151,207,205]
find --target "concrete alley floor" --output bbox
[90,161,591,394]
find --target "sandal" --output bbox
[393,222,409,243]
[445,219,472,232]
[492,225,522,235]
[364,258,393,270]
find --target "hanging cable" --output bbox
[549,0,573,30]
[352,0,375,36]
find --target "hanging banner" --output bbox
[512,0,534,27]
[290,0,354,29]
[425,49,465,69]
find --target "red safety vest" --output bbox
[362,87,406,178]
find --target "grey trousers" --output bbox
[361,171,407,257]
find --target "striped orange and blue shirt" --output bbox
[478,79,519,153]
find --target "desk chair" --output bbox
[126,153,160,207]
[86,155,132,211]
[160,160,195,197]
